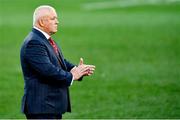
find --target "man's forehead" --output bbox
[42,9,57,17]
[49,11,58,17]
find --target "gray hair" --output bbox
[33,5,55,26]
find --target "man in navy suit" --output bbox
[20,5,95,119]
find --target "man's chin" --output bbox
[50,30,57,35]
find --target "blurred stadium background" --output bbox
[0,0,180,118]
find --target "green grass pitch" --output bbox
[0,0,180,118]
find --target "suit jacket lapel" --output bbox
[32,28,67,70]
[48,40,67,70]
[55,42,67,70]
[49,41,67,70]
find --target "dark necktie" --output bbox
[48,37,65,68]
[49,37,58,54]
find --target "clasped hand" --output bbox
[70,58,95,80]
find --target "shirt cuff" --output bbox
[70,75,74,85]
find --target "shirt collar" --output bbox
[33,26,51,40]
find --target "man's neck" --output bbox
[33,26,51,39]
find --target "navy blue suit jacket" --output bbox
[20,28,74,114]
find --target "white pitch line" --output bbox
[82,0,180,10]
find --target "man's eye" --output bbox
[51,17,57,20]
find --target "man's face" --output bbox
[43,10,59,35]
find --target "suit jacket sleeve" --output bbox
[24,40,73,86]
[64,59,75,72]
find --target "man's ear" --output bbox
[38,18,44,27]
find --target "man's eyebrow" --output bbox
[52,16,57,19]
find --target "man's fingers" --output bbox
[83,68,94,75]
[81,71,89,76]
[87,66,95,72]
[88,71,94,74]
[78,65,88,71]
[82,65,95,69]
[89,68,95,71]
[79,57,83,65]
[87,65,96,69]
[78,65,95,72]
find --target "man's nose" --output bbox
[56,19,59,24]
